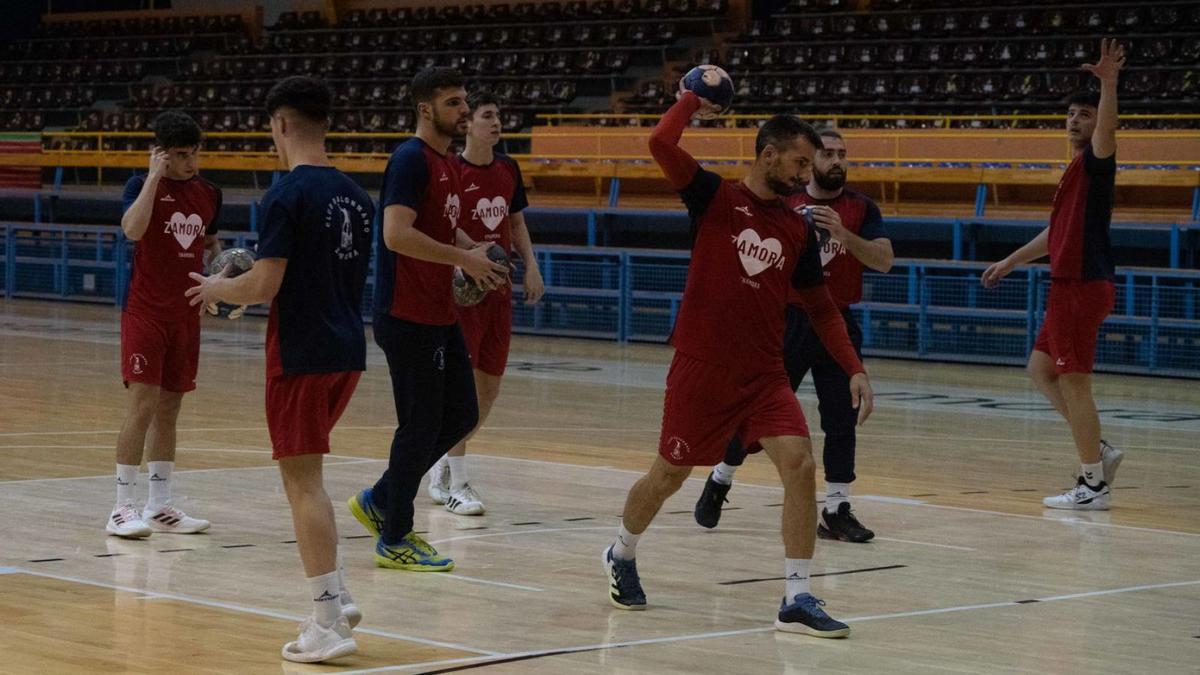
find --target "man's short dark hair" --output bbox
[412,67,465,112]
[755,115,823,157]
[817,126,843,142]
[1066,90,1101,109]
[264,76,333,124]
[467,89,501,115]
[150,110,201,149]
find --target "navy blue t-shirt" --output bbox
[257,165,375,377]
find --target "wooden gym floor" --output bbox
[0,298,1197,674]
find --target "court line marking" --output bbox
[10,567,501,657]
[474,455,1200,540]
[872,536,975,552]
[434,573,543,593]
[337,578,1200,674]
[0,457,379,485]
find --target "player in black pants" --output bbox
[694,129,893,543]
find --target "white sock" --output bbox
[336,549,354,607]
[824,482,850,513]
[448,456,468,492]
[1081,462,1104,488]
[115,464,138,507]
[612,523,641,560]
[785,558,811,600]
[308,570,341,627]
[146,461,174,511]
[711,462,738,486]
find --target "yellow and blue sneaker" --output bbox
[375,532,454,572]
[347,488,384,538]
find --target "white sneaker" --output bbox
[281,615,357,663]
[1100,440,1124,485]
[106,503,152,538]
[143,503,211,534]
[341,597,361,628]
[427,460,451,505]
[445,483,485,516]
[1043,479,1111,511]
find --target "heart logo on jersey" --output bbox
[734,228,783,277]
[165,212,204,250]
[820,238,847,268]
[474,196,508,231]
[444,193,461,229]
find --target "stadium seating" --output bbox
[617,1,1200,128]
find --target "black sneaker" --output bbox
[775,593,850,638]
[817,502,875,543]
[602,545,646,610]
[693,473,732,529]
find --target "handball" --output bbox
[209,247,255,277]
[681,65,734,116]
[453,244,515,307]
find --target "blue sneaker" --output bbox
[602,545,646,610]
[775,593,850,638]
[375,533,454,572]
[347,488,384,538]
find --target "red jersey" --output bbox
[120,174,222,321]
[452,152,529,300]
[786,190,887,308]
[1048,144,1116,281]
[375,138,463,325]
[671,171,825,374]
[650,92,863,379]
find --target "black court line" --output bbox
[717,564,907,586]
[960,491,989,495]
[511,521,542,526]
[1113,486,1140,490]
[424,646,611,673]
[911,493,937,497]
[1015,599,1041,604]
[281,540,297,544]
[458,526,489,531]
[763,503,783,507]
[93,553,125,558]
[343,535,373,540]
[564,517,595,522]
[28,558,63,563]
[1163,485,1192,489]
[157,548,193,553]
[220,544,256,549]
[666,510,691,515]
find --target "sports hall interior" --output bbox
[0,0,1197,672]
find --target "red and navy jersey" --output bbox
[786,190,886,308]
[256,166,373,377]
[121,174,221,321]
[670,168,824,375]
[1048,144,1116,281]
[452,152,529,300]
[374,138,463,325]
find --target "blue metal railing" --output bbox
[3,222,1198,378]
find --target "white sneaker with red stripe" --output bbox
[106,502,151,538]
[143,503,210,534]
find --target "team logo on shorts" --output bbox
[129,353,147,375]
[665,436,690,461]
[434,346,446,371]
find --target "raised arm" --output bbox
[1083,38,1125,159]
[119,149,169,240]
[648,92,702,189]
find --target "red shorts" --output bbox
[121,311,200,393]
[658,351,809,467]
[1034,279,1115,374]
[265,371,361,460]
[456,291,512,377]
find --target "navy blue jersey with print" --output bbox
[256,165,374,377]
